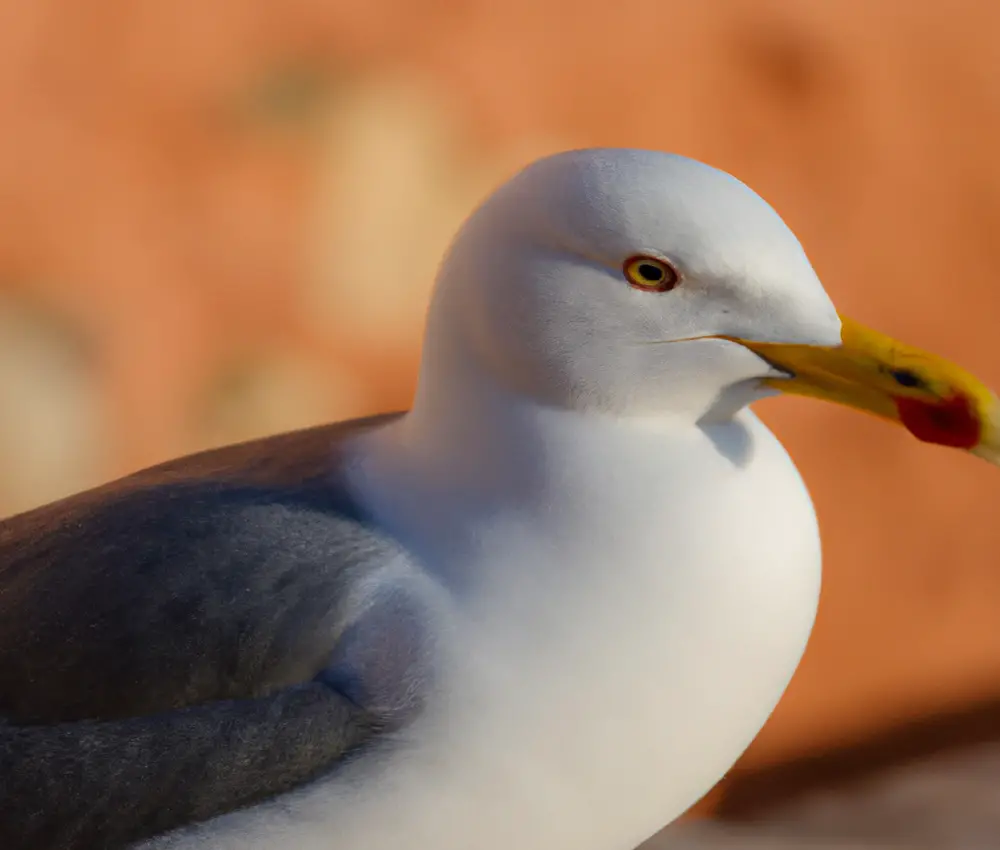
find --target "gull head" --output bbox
[420,148,1000,464]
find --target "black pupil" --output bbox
[891,369,923,389]
[638,263,664,281]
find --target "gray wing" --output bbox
[0,414,424,850]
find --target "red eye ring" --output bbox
[623,255,680,292]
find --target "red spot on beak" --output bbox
[895,394,980,449]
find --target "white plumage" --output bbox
[144,149,839,849]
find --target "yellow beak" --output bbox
[730,316,1000,466]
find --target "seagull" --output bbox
[1,148,997,850]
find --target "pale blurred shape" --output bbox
[305,72,559,351]
[0,297,106,515]
[195,352,366,451]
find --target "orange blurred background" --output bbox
[2,0,999,842]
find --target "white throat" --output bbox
[375,328,781,555]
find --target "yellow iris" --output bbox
[623,256,678,291]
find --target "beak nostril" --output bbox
[890,369,925,390]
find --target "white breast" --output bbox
[151,408,821,850]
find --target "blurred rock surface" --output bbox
[650,741,1000,848]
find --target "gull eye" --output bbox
[623,255,680,292]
